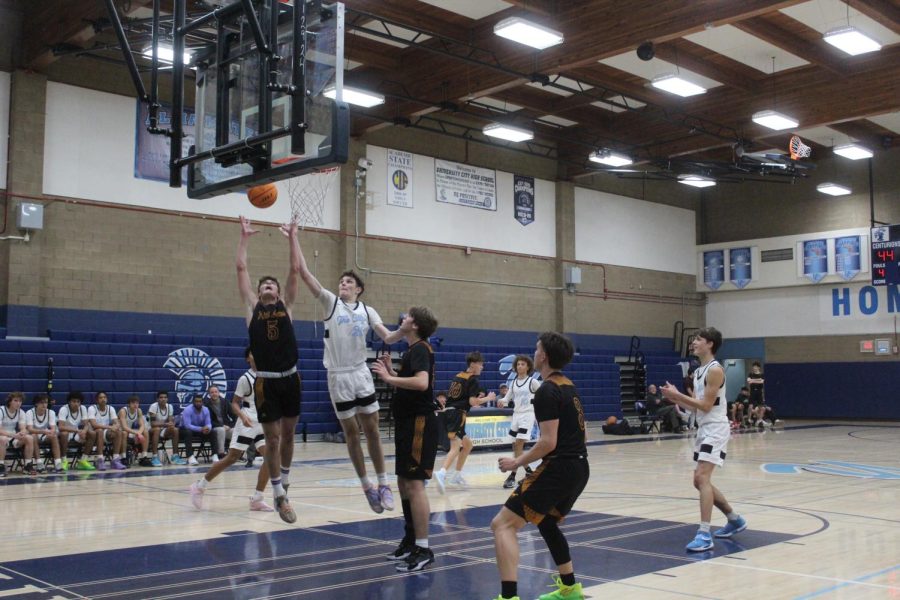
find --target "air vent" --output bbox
[761,248,793,262]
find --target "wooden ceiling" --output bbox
[20,0,900,181]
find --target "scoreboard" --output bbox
[871,224,900,286]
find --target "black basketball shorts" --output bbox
[254,372,302,423]
[505,456,590,525]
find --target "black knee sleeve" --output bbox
[537,518,571,566]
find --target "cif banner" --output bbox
[703,250,725,290]
[435,159,497,210]
[835,235,861,281]
[513,174,535,225]
[729,247,752,289]
[386,149,414,208]
[803,239,828,283]
[134,101,196,182]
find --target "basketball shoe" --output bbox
[538,576,584,599]
[275,495,297,524]
[714,516,747,538]
[395,546,434,572]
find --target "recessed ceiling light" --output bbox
[650,74,707,97]
[143,46,192,65]
[833,143,874,160]
[678,175,716,188]
[493,17,564,50]
[817,182,851,196]
[323,86,385,108]
[751,109,798,131]
[483,123,534,142]
[588,150,633,167]
[823,26,882,56]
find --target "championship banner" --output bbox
[435,159,497,210]
[729,247,752,289]
[386,149,414,208]
[134,100,197,182]
[803,239,828,283]
[835,235,861,281]
[513,174,534,225]
[703,250,725,290]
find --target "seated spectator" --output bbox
[730,386,751,426]
[435,391,448,412]
[203,386,231,461]
[57,391,96,471]
[147,391,186,466]
[180,394,214,466]
[25,393,63,473]
[1,391,38,476]
[118,395,153,466]
[494,384,509,408]
[646,383,682,433]
[88,391,126,470]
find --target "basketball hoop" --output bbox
[789,135,811,160]
[286,166,339,229]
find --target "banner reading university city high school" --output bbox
[434,159,497,210]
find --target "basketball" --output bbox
[606,415,617,426]
[247,183,278,209]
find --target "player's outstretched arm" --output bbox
[284,222,323,299]
[280,220,302,310]
[236,216,259,319]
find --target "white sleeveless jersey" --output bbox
[146,402,173,426]
[0,406,23,435]
[25,408,56,431]
[88,405,117,427]
[502,376,540,413]
[693,360,727,427]
[318,289,383,370]
[234,370,258,422]
[58,405,89,428]
[122,407,143,429]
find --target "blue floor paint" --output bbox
[1,506,798,599]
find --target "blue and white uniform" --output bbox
[230,370,265,452]
[1,406,25,448]
[58,404,90,443]
[692,360,729,466]
[502,375,541,441]
[88,404,118,442]
[25,408,56,443]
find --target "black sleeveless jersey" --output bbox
[249,300,298,373]
[534,372,587,459]
[446,372,482,412]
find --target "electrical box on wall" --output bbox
[17,203,44,230]
[565,266,582,285]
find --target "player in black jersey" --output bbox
[237,216,302,524]
[491,332,589,600]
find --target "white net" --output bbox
[789,136,811,160]
[285,166,339,229]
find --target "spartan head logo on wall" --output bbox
[163,348,228,407]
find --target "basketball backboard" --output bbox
[184,0,348,198]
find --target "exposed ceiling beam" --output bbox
[652,39,763,94]
[732,15,849,76]
[846,0,900,34]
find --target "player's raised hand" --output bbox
[660,382,679,400]
[498,456,517,473]
[239,215,259,237]
[280,219,298,238]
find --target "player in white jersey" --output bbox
[497,355,541,489]
[190,347,273,512]
[296,249,406,513]
[88,391,126,470]
[662,327,747,552]
[1,392,38,476]
[25,393,63,473]
[57,391,97,471]
[118,395,153,466]
[146,391,187,466]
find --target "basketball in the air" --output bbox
[247,183,278,208]
[606,415,617,426]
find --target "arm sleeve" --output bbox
[533,383,561,423]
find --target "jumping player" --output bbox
[190,347,273,512]
[661,326,747,552]
[236,216,302,524]
[491,332,589,600]
[294,242,406,512]
[371,307,439,573]
[498,354,540,489]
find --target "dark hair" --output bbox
[751,361,762,369]
[157,390,168,399]
[193,394,204,401]
[257,276,281,293]
[538,332,575,370]
[95,391,109,403]
[514,354,534,375]
[6,391,24,407]
[408,306,438,340]
[696,327,723,354]
[67,391,84,403]
[466,351,484,366]
[340,270,365,295]
[244,346,252,359]
[435,390,448,399]
[32,393,48,405]
[127,394,140,404]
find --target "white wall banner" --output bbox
[387,148,414,208]
[435,159,497,210]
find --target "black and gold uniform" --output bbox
[442,371,483,440]
[248,299,301,423]
[505,372,589,525]
[393,340,438,480]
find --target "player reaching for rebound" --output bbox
[498,355,541,489]
[190,347,273,512]
[236,216,302,524]
[661,327,747,552]
[294,244,405,512]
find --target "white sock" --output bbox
[272,480,286,498]
[280,467,291,487]
[699,522,711,533]
[415,538,429,549]
[377,473,389,487]
[54,459,61,467]
[197,478,209,489]
[251,490,264,501]
[360,476,372,489]
[113,454,121,460]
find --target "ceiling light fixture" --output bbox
[143,46,192,65]
[833,143,874,160]
[678,175,716,188]
[817,182,852,196]
[493,17,564,50]
[751,109,798,131]
[823,26,882,56]
[650,74,707,97]
[323,86,385,107]
[483,123,534,142]
[588,149,633,167]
